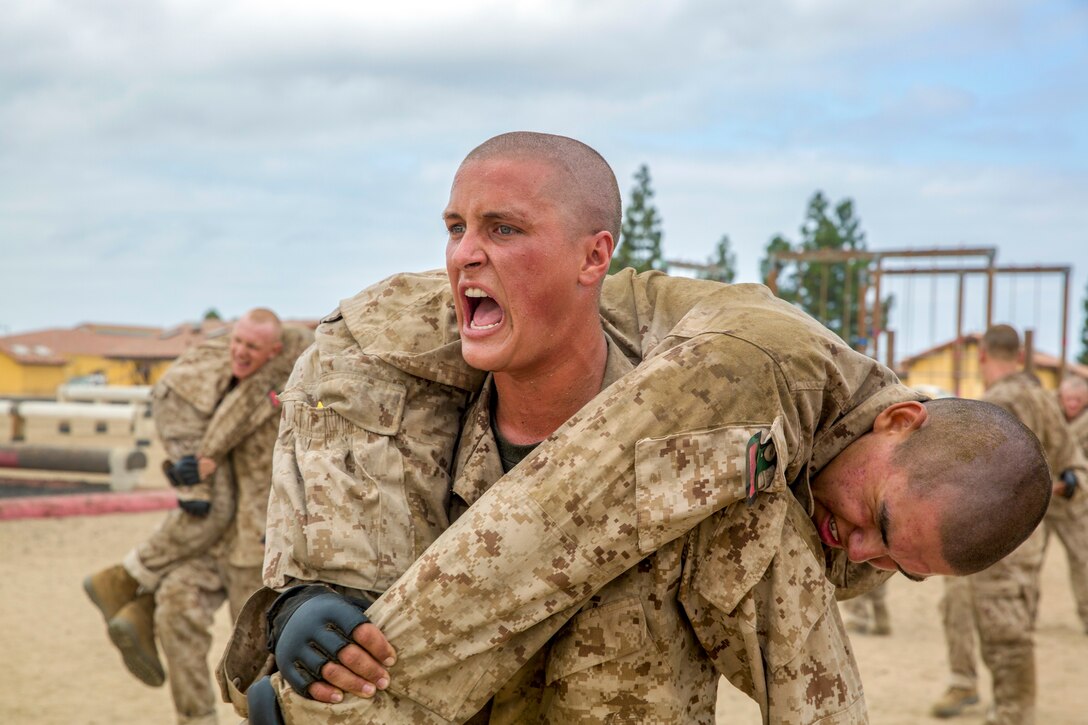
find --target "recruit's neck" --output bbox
[491,326,608,446]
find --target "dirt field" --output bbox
[1,509,1085,724]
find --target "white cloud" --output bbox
[0,0,1084,357]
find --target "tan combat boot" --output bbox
[930,686,980,718]
[108,593,166,687]
[83,564,139,622]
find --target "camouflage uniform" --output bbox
[152,327,311,725]
[956,371,1088,725]
[938,575,978,692]
[841,581,891,635]
[1045,406,1088,631]
[449,340,719,723]
[1070,410,1088,455]
[122,336,238,589]
[223,272,909,724]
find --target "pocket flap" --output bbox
[635,419,787,556]
[314,372,406,435]
[545,596,648,684]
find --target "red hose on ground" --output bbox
[0,489,177,521]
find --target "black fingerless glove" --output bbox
[177,499,211,517]
[170,455,202,486]
[267,586,374,697]
[1061,469,1079,500]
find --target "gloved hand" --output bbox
[177,499,211,517]
[1061,468,1079,499]
[269,588,373,697]
[169,455,202,486]
[247,676,285,725]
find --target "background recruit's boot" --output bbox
[930,686,980,718]
[108,593,166,687]
[83,564,140,622]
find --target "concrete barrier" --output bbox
[0,444,147,491]
[56,385,152,404]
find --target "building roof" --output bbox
[0,320,231,364]
[0,317,319,366]
[897,332,1088,379]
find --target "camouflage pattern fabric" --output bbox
[938,575,979,691]
[226,274,916,724]
[449,342,720,724]
[156,553,264,723]
[1069,410,1088,455]
[961,370,1088,725]
[127,328,312,586]
[132,325,310,723]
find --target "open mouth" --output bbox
[464,287,504,331]
[819,513,843,549]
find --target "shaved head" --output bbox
[893,397,1051,574]
[1059,375,1088,421]
[460,131,621,240]
[982,324,1021,361]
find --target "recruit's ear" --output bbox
[872,400,928,434]
[578,230,615,287]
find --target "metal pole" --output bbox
[954,272,965,397]
[1024,329,1035,376]
[1061,268,1070,380]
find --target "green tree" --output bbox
[700,234,737,283]
[203,308,222,321]
[610,164,665,274]
[761,191,886,346]
[1079,281,1088,366]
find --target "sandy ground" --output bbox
[2,508,1086,725]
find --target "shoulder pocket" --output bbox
[315,372,405,435]
[635,417,788,556]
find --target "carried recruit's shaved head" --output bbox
[460,131,622,240]
[892,397,1050,574]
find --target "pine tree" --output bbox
[761,191,885,347]
[701,234,737,283]
[610,164,665,274]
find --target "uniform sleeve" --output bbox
[151,381,207,463]
[681,493,866,724]
[271,332,805,723]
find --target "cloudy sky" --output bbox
[2,0,1085,359]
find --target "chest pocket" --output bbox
[283,372,414,592]
[634,417,788,556]
[544,596,649,684]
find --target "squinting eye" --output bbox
[497,224,515,235]
[448,223,465,235]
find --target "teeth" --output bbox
[829,517,840,544]
[469,321,500,330]
[465,288,489,298]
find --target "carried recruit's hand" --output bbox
[197,456,217,480]
[271,589,397,704]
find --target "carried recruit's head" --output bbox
[444,131,619,375]
[809,397,1050,578]
[229,308,283,380]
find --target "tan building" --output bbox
[897,332,1088,399]
[0,321,231,398]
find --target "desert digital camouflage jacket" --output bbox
[448,344,719,725]
[1068,410,1088,457]
[984,372,1088,490]
[242,272,915,725]
[152,326,311,568]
